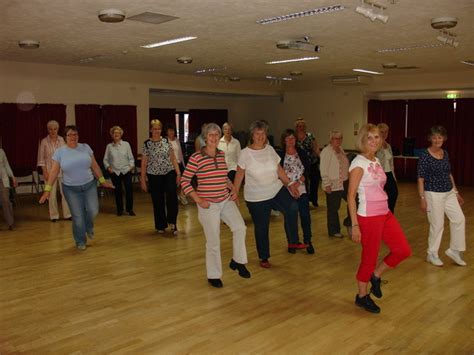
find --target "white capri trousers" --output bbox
[425,189,466,256]
[49,178,71,220]
[197,198,248,279]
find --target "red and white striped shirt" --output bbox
[181,150,230,203]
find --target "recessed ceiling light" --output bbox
[266,76,293,81]
[460,60,474,66]
[377,43,443,53]
[382,63,397,69]
[290,71,303,76]
[256,5,344,24]
[266,57,319,65]
[229,76,241,82]
[141,36,197,48]
[177,56,193,64]
[353,68,384,75]
[195,67,227,74]
[18,40,40,49]
[98,9,126,23]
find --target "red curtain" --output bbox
[188,109,228,137]
[75,104,102,159]
[102,105,138,158]
[38,104,66,137]
[452,99,474,186]
[368,100,406,155]
[407,99,455,152]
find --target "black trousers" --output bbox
[325,180,351,235]
[308,163,320,205]
[110,172,133,214]
[227,170,236,183]
[147,171,178,230]
[384,171,398,213]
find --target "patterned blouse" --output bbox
[417,149,453,192]
[283,153,307,195]
[297,132,318,165]
[142,138,174,176]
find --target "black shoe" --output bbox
[51,219,58,223]
[117,211,123,216]
[8,225,14,231]
[128,211,136,216]
[229,259,251,278]
[370,274,382,298]
[288,248,296,254]
[355,294,381,313]
[306,243,315,254]
[208,278,223,288]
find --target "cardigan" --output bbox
[0,149,14,188]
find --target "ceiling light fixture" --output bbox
[256,5,344,25]
[436,29,459,48]
[98,9,126,23]
[177,56,193,64]
[431,17,458,30]
[141,36,197,48]
[355,0,388,23]
[353,68,384,75]
[266,56,319,65]
[460,60,474,66]
[195,67,227,74]
[377,43,443,53]
[18,40,40,49]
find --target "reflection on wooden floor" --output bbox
[1,182,473,353]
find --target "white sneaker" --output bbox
[426,254,444,266]
[445,249,467,266]
[270,210,280,217]
[77,244,87,251]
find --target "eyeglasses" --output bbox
[67,133,78,137]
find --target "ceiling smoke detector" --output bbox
[382,63,397,69]
[98,9,126,23]
[18,40,40,49]
[177,56,193,64]
[431,17,458,30]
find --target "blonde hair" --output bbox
[329,130,342,141]
[150,119,162,129]
[109,125,123,135]
[377,123,389,131]
[295,117,306,128]
[356,124,380,152]
[47,120,59,129]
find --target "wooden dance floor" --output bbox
[1,182,473,353]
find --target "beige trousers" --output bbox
[0,180,14,226]
[48,179,71,220]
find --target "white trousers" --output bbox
[49,179,71,220]
[425,190,466,256]
[197,198,248,279]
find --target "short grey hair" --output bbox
[222,122,233,131]
[329,129,343,141]
[202,122,222,138]
[249,120,269,135]
[47,120,59,129]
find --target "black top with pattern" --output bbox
[142,138,174,176]
[417,149,453,192]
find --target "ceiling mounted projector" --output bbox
[276,40,320,52]
[98,9,126,23]
[18,40,40,49]
[431,17,458,29]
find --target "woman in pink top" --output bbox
[348,124,411,314]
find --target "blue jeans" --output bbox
[62,179,99,246]
[298,193,312,244]
[246,186,299,261]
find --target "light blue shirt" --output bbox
[53,144,94,186]
[103,140,135,175]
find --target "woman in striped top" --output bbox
[181,123,250,288]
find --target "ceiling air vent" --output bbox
[331,75,372,85]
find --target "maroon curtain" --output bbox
[102,105,138,158]
[188,109,228,137]
[149,108,176,135]
[407,99,455,152]
[452,99,474,186]
[368,100,406,155]
[38,104,67,137]
[75,104,102,158]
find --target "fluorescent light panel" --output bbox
[377,43,443,53]
[353,68,383,75]
[256,5,344,24]
[266,76,292,81]
[460,60,474,66]
[266,56,319,65]
[141,36,196,48]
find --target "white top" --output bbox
[103,140,135,175]
[169,138,184,164]
[349,155,389,217]
[0,148,14,188]
[320,145,349,191]
[238,145,282,202]
[376,143,396,178]
[218,136,241,171]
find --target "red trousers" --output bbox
[357,212,411,282]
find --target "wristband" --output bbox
[44,184,52,192]
[98,176,106,184]
[352,224,359,227]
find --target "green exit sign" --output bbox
[446,93,457,99]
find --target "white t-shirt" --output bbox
[238,145,283,202]
[218,136,241,171]
[349,155,389,217]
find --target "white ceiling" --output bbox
[1,0,474,83]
